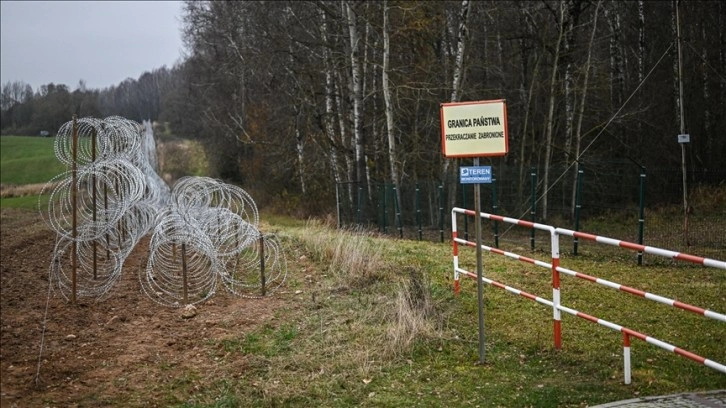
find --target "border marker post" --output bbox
[441,99,508,365]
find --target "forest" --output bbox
[2,0,724,219]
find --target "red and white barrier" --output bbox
[556,228,726,270]
[450,207,726,383]
[456,266,726,382]
[453,208,563,349]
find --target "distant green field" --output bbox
[0,194,50,209]
[0,136,66,185]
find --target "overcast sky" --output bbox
[1,1,184,92]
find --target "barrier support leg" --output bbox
[623,332,632,385]
[453,227,460,296]
[552,232,562,349]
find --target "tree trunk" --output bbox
[295,116,306,194]
[382,0,402,210]
[320,10,341,186]
[542,0,566,222]
[571,0,601,218]
[443,0,471,210]
[345,2,365,187]
[637,0,645,145]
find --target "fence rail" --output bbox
[450,207,726,384]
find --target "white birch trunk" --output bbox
[335,71,354,205]
[295,122,306,194]
[442,0,471,193]
[345,2,365,187]
[382,0,402,209]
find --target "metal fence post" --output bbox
[462,184,469,240]
[356,185,362,226]
[393,185,403,238]
[382,184,388,233]
[416,183,422,241]
[336,182,342,229]
[491,174,499,248]
[530,167,537,251]
[638,168,646,265]
[376,184,386,232]
[573,165,584,255]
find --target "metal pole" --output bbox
[393,186,403,238]
[573,166,583,255]
[491,174,499,248]
[335,183,343,229]
[637,168,646,265]
[71,115,78,304]
[382,184,388,233]
[676,3,689,246]
[416,183,422,241]
[357,185,362,226]
[378,184,383,232]
[530,167,537,251]
[462,184,469,240]
[474,157,485,364]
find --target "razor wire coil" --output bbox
[41,117,285,306]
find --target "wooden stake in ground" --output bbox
[71,115,78,304]
[260,235,266,296]
[181,243,188,304]
[92,128,97,279]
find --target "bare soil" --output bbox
[1,208,292,407]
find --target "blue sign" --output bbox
[460,166,492,184]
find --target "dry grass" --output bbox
[386,266,440,356]
[0,182,55,198]
[294,218,386,287]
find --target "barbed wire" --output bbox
[40,117,285,305]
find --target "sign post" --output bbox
[441,99,508,365]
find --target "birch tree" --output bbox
[382,0,402,209]
[443,0,471,209]
[345,2,366,188]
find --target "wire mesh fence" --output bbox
[335,164,726,263]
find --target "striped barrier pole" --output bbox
[455,233,726,323]
[551,230,561,350]
[451,209,460,296]
[556,228,726,270]
[555,265,726,322]
[455,208,562,349]
[558,304,726,376]
[456,266,726,380]
[623,332,632,384]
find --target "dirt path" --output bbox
[1,208,287,406]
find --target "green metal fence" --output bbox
[335,164,726,262]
